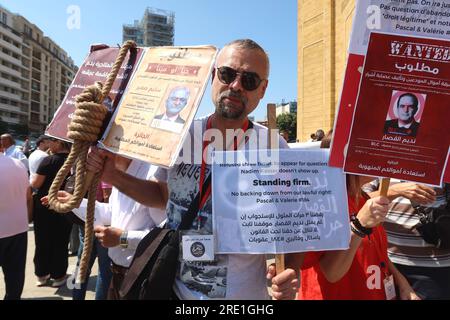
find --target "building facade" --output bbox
[276,100,297,117]
[0,5,77,134]
[123,7,175,47]
[297,0,356,141]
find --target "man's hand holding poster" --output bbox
[100,46,217,168]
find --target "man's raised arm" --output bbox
[87,147,168,210]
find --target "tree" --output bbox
[276,112,297,142]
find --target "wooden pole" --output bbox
[267,103,285,275]
[380,177,390,197]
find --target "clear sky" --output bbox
[1,0,297,121]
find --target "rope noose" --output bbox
[47,40,137,284]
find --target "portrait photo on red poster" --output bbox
[383,90,426,138]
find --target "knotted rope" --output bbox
[48,40,137,284]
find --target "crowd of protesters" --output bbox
[1,39,449,301]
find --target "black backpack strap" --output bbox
[443,183,450,211]
[119,227,173,298]
[118,173,211,298]
[175,120,251,229]
[178,173,211,231]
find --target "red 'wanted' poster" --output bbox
[329,0,450,182]
[343,32,450,186]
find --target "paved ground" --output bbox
[1,226,281,300]
[0,224,97,300]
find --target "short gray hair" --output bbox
[222,39,270,78]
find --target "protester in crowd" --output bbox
[314,129,325,141]
[71,226,113,300]
[1,133,29,170]
[63,166,80,257]
[0,152,32,299]
[30,138,73,287]
[28,135,50,184]
[295,132,419,300]
[85,39,299,300]
[71,221,112,300]
[68,225,80,256]
[22,137,31,158]
[280,129,290,143]
[70,181,113,300]
[363,179,450,299]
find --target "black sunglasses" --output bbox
[215,66,263,91]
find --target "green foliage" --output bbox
[276,112,297,142]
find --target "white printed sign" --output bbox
[350,0,450,55]
[212,149,350,254]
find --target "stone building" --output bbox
[0,4,77,134]
[123,7,175,47]
[297,0,356,141]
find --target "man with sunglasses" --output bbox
[86,39,298,300]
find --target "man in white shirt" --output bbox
[28,135,50,183]
[0,153,32,300]
[86,39,299,300]
[1,133,29,171]
[51,157,166,299]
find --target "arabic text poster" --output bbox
[344,32,450,186]
[46,47,143,141]
[100,46,217,167]
[212,149,350,254]
[329,0,450,178]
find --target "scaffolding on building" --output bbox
[123,7,175,47]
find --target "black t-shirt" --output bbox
[36,153,69,198]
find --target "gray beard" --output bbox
[216,102,244,119]
[215,91,247,120]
